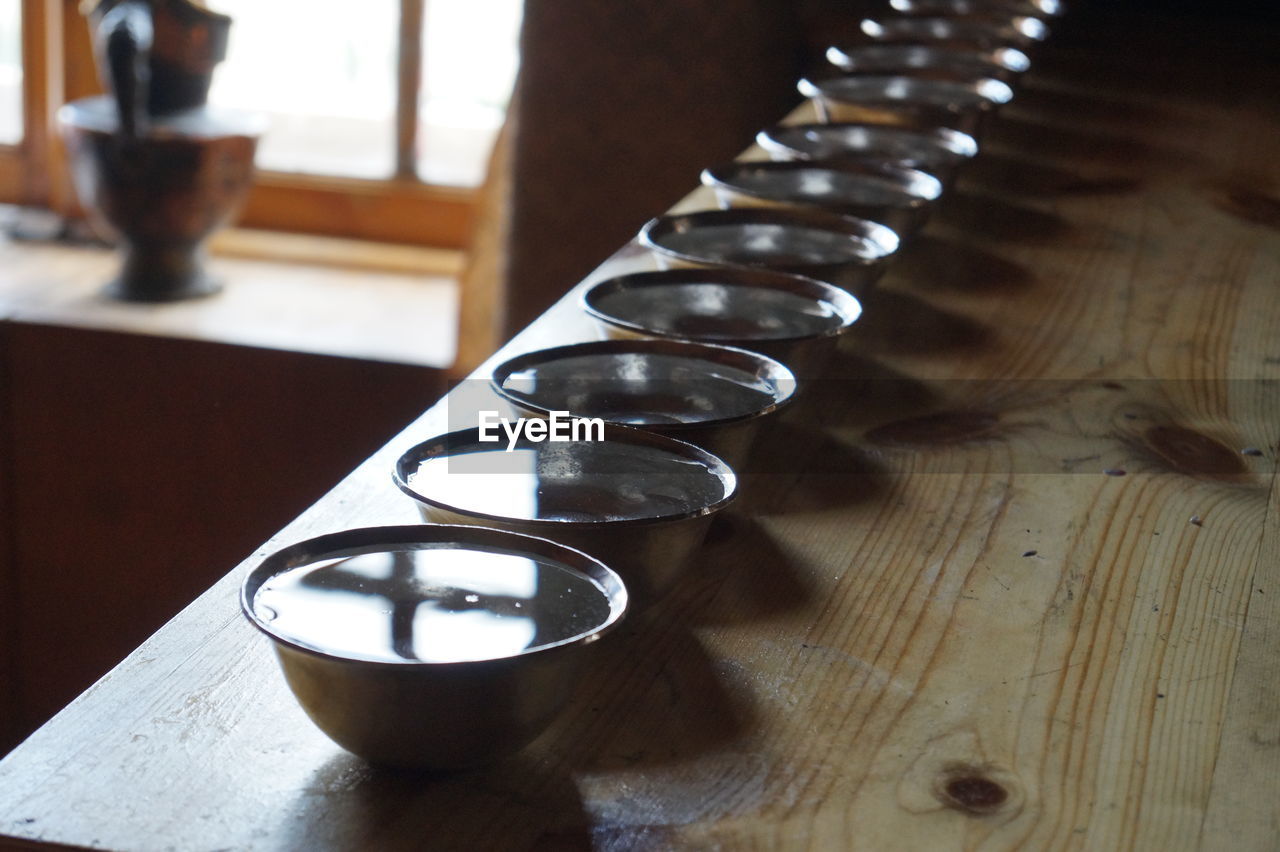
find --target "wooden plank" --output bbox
[1200,479,1280,848]
[0,5,1277,851]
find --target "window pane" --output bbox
[0,0,20,145]
[205,0,397,178]
[418,0,522,187]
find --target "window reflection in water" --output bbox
[407,441,729,523]
[254,547,611,664]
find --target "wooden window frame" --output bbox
[0,0,477,249]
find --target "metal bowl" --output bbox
[700,159,942,240]
[581,267,861,380]
[393,425,736,604]
[241,524,628,770]
[757,122,978,186]
[889,0,1064,19]
[825,43,1031,85]
[859,15,1049,50]
[798,75,1014,137]
[489,339,796,468]
[639,207,899,295]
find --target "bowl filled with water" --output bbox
[393,425,736,604]
[581,267,861,380]
[858,14,1049,51]
[797,74,1014,137]
[639,207,899,295]
[700,159,942,240]
[757,121,978,187]
[824,43,1031,85]
[489,338,796,468]
[242,524,628,770]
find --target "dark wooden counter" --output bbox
[0,235,457,752]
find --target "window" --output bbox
[0,0,19,145]
[209,0,402,180]
[417,0,522,186]
[0,0,521,247]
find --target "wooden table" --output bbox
[2,6,1278,850]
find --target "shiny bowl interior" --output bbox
[825,43,1031,80]
[394,425,736,527]
[580,267,862,380]
[393,425,737,602]
[581,267,861,348]
[639,207,899,286]
[889,0,1063,18]
[798,74,1014,114]
[490,338,797,431]
[242,523,628,769]
[757,122,978,178]
[860,15,1049,47]
[701,159,942,213]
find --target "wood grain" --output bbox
[1,6,1277,851]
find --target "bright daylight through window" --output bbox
[205,0,522,186]
[0,0,20,145]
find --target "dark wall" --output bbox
[0,322,445,754]
[500,1,833,337]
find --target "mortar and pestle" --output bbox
[59,0,264,302]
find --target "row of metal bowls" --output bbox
[241,0,1061,771]
[636,0,1060,286]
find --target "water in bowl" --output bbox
[660,222,881,267]
[594,281,846,341]
[499,351,783,425]
[727,166,923,209]
[254,546,614,664]
[407,439,732,523]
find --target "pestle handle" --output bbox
[97,0,153,140]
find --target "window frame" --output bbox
[0,0,478,249]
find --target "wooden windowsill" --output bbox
[0,224,462,368]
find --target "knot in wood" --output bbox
[935,766,1013,816]
[1144,425,1244,478]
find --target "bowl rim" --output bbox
[488,338,798,431]
[240,523,629,666]
[825,42,1032,75]
[393,424,739,528]
[859,14,1049,45]
[580,266,862,345]
[638,206,900,271]
[700,158,943,209]
[888,0,1063,16]
[797,73,1015,111]
[756,121,979,165]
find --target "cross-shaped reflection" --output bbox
[299,551,541,661]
